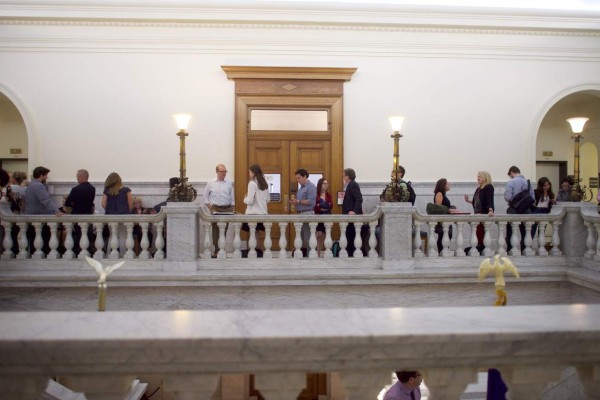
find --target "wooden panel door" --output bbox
[247,139,330,251]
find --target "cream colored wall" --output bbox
[0,95,28,170]
[0,2,599,184]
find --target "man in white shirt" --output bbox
[203,164,234,257]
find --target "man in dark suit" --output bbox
[342,168,363,257]
[64,169,96,253]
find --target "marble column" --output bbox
[63,374,136,400]
[379,202,415,269]
[0,375,49,400]
[423,367,477,400]
[339,369,391,399]
[254,372,306,400]
[164,373,220,400]
[499,365,561,400]
[163,203,199,271]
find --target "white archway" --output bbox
[0,82,36,170]
[529,83,600,178]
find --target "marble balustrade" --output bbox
[2,202,598,267]
[1,305,599,399]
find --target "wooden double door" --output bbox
[246,138,331,250]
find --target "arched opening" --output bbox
[535,90,600,203]
[0,91,28,176]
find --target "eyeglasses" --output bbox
[217,170,228,173]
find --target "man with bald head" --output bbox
[65,169,96,215]
[203,164,234,257]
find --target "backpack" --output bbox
[406,181,416,205]
[510,179,535,214]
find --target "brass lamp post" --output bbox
[382,116,406,202]
[168,114,197,202]
[566,117,590,202]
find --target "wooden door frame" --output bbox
[222,66,357,213]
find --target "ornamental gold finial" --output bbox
[479,255,520,306]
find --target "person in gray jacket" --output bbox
[504,165,534,252]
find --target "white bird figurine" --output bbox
[85,256,125,284]
[479,255,520,306]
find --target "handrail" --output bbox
[413,206,566,223]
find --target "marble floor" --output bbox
[1,281,599,312]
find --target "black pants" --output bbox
[506,206,531,252]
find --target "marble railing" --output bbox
[1,305,599,400]
[1,202,597,266]
[0,204,166,261]
[198,207,382,259]
[412,208,565,258]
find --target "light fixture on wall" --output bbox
[382,116,406,202]
[566,117,591,202]
[168,114,197,202]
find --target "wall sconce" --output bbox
[168,114,197,202]
[566,117,591,202]
[382,115,407,202]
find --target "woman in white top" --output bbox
[242,164,270,252]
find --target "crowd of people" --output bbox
[0,163,585,258]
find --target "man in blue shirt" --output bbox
[383,370,422,400]
[290,168,316,254]
[504,165,535,252]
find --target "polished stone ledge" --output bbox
[1,305,599,376]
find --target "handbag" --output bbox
[510,180,534,214]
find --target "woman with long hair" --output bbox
[314,177,333,257]
[242,164,270,253]
[464,171,495,253]
[102,172,133,256]
[533,177,556,214]
[434,178,453,253]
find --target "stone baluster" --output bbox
[255,372,306,400]
[278,222,287,259]
[264,223,273,258]
[423,367,478,400]
[353,223,364,259]
[139,222,150,259]
[428,222,438,257]
[154,222,165,259]
[64,374,136,400]
[248,222,258,258]
[47,222,59,259]
[108,222,119,259]
[509,221,521,257]
[537,221,548,256]
[522,221,535,256]
[338,222,348,258]
[585,222,596,258]
[469,222,479,257]
[1,220,14,259]
[551,220,562,256]
[455,221,465,256]
[78,223,90,259]
[497,221,507,256]
[17,222,29,259]
[441,222,452,257]
[232,223,242,258]
[0,375,49,400]
[31,222,45,259]
[413,221,423,257]
[93,223,105,259]
[203,224,212,258]
[164,373,220,400]
[293,222,303,258]
[576,365,600,400]
[339,369,391,400]
[324,222,333,258]
[483,221,493,257]
[217,222,227,258]
[308,222,318,258]
[124,222,135,259]
[368,221,378,258]
[499,365,561,400]
[63,222,75,259]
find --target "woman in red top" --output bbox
[314,178,333,257]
